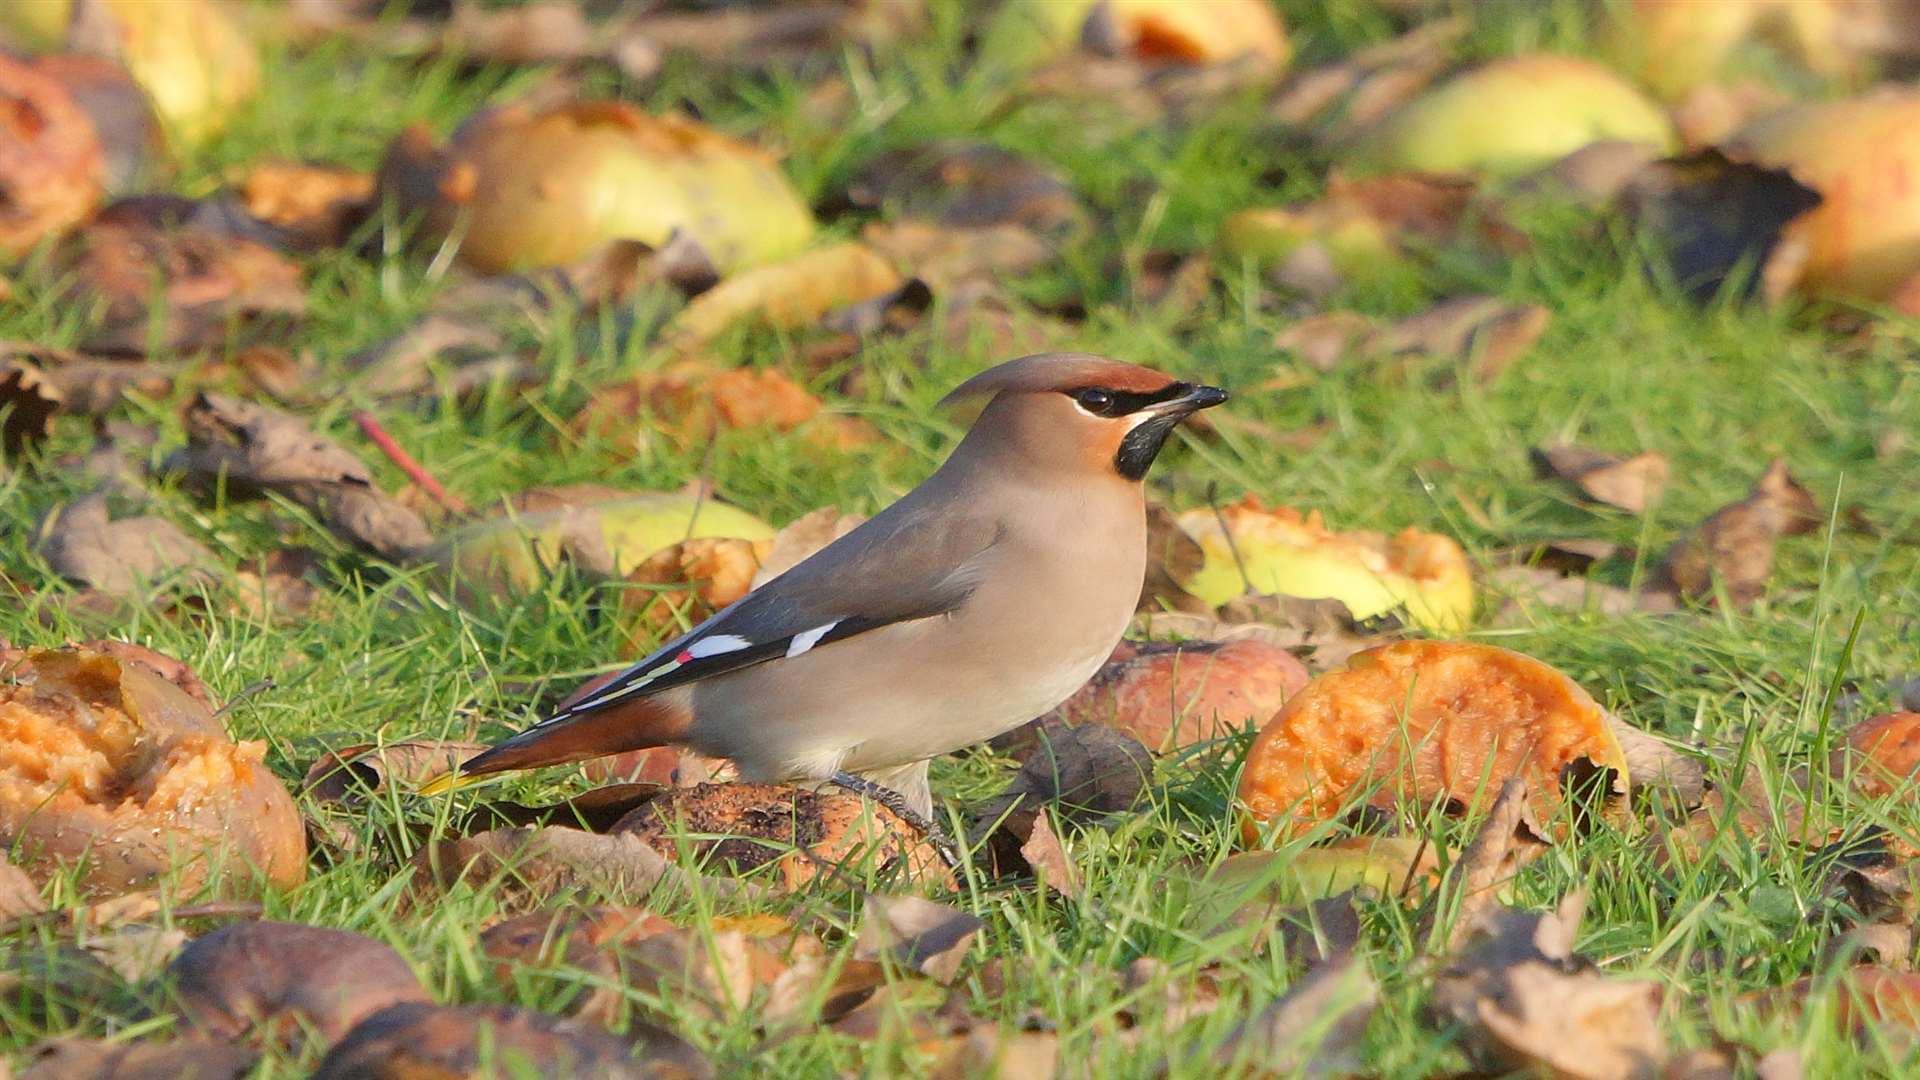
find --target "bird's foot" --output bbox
[829,771,961,869]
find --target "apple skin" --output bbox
[1364,54,1674,178]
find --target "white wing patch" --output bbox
[686,634,752,659]
[786,621,839,658]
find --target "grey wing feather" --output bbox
[554,510,1003,717]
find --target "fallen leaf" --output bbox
[840,141,1082,235]
[302,741,489,806]
[619,536,772,646]
[1268,17,1464,128]
[1519,139,1662,206]
[1533,444,1671,514]
[854,894,983,985]
[1431,892,1668,1079]
[58,204,306,355]
[1273,311,1378,373]
[417,824,754,908]
[1017,812,1080,898]
[0,648,307,897]
[16,1037,255,1080]
[974,724,1152,873]
[1378,294,1551,382]
[1140,502,1208,613]
[925,1023,1059,1080]
[311,1001,712,1080]
[1658,457,1821,608]
[612,1,920,73]
[1839,712,1920,798]
[1238,641,1629,844]
[162,392,435,560]
[32,495,216,597]
[661,243,904,350]
[0,55,105,258]
[1040,637,1309,752]
[1,860,44,921]
[611,783,946,890]
[860,221,1053,292]
[168,921,430,1046]
[576,360,876,456]
[0,941,145,1028]
[1,342,176,455]
[1425,779,1546,952]
[437,0,596,66]
[1204,952,1376,1078]
[235,161,372,249]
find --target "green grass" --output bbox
[5,1,1920,1075]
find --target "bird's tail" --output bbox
[416,693,691,796]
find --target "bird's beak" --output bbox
[1148,383,1229,417]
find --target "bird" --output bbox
[423,352,1227,847]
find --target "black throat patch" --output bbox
[1114,413,1185,480]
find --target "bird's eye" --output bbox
[1073,389,1114,414]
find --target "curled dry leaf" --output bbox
[34,494,216,596]
[311,1001,712,1080]
[661,243,904,350]
[168,921,429,1045]
[611,783,947,890]
[1431,892,1668,1079]
[302,740,488,805]
[577,360,876,456]
[614,0,922,73]
[0,648,306,896]
[1041,638,1309,752]
[1425,778,1547,953]
[1,859,45,921]
[1238,641,1628,845]
[235,160,372,249]
[1018,812,1080,898]
[1840,712,1920,798]
[58,205,306,355]
[860,220,1053,292]
[0,54,105,258]
[1533,444,1671,514]
[1204,952,1376,1079]
[1658,458,1821,609]
[1174,499,1473,631]
[620,536,771,647]
[376,99,814,275]
[0,344,174,454]
[1376,294,1551,384]
[974,724,1152,874]
[416,824,752,908]
[163,392,434,560]
[430,490,773,600]
[840,141,1082,235]
[15,1037,255,1080]
[854,894,984,985]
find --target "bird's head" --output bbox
[939,353,1228,482]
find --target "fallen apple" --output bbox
[377,100,815,275]
[1723,90,1920,301]
[1173,500,1473,631]
[1363,54,1674,177]
[1014,0,1289,66]
[1237,641,1628,845]
[429,492,775,599]
[0,54,104,258]
[0,648,306,896]
[2,0,261,147]
[1606,0,1852,100]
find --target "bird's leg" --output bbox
[829,771,961,868]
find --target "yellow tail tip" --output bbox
[416,770,497,797]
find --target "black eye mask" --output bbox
[1065,382,1196,418]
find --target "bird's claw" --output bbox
[828,771,962,870]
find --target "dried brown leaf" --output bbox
[1427,779,1545,952]
[1432,892,1667,1080]
[1658,458,1821,608]
[16,1038,255,1080]
[169,921,429,1046]
[1533,444,1671,514]
[841,141,1082,234]
[1204,953,1377,1078]
[235,161,372,250]
[303,741,489,805]
[32,495,216,596]
[311,1001,712,1080]
[1,860,44,921]
[163,393,434,560]
[853,894,983,985]
[1018,812,1080,899]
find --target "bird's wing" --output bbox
[540,510,1006,725]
